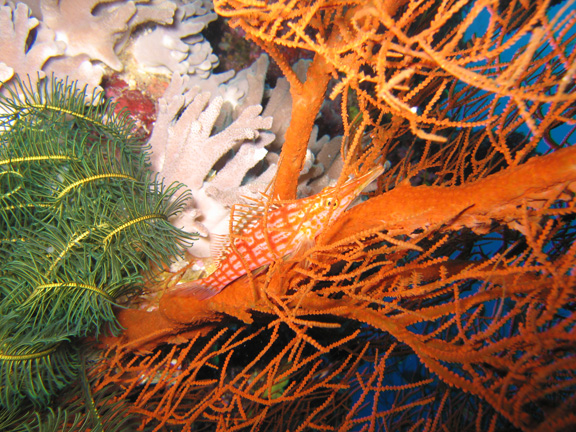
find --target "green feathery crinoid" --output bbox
[0,77,195,410]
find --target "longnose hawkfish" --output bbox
[173,166,384,299]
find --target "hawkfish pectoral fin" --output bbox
[287,237,315,260]
[172,281,221,300]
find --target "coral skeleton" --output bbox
[0,1,220,92]
[0,3,65,88]
[130,0,218,77]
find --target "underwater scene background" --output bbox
[1,1,575,431]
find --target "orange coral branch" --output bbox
[272,53,334,199]
[321,144,576,243]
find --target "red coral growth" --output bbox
[103,74,168,137]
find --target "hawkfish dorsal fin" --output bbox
[240,191,270,206]
[229,203,264,237]
[210,233,230,262]
[229,199,280,237]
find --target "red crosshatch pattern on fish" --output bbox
[173,167,384,299]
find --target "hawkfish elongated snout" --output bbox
[299,165,384,238]
[330,165,385,210]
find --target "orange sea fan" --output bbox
[101,144,576,431]
[97,1,576,431]
[216,0,576,161]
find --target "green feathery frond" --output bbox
[0,316,79,410]
[0,351,137,432]
[0,75,196,410]
[0,76,141,146]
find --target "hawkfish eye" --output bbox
[325,198,340,208]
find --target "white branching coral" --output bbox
[1,1,218,91]
[130,0,218,77]
[0,3,64,87]
[39,0,176,71]
[41,0,136,71]
[150,88,274,190]
[43,54,105,94]
[148,72,275,256]
[0,63,12,83]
